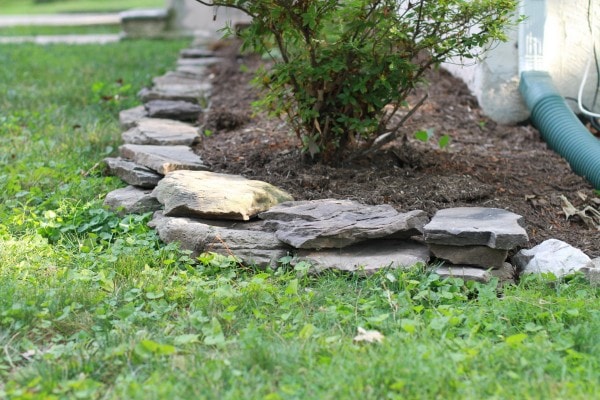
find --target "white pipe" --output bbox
[518,0,547,74]
[578,58,600,118]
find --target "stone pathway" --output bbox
[104,40,600,285]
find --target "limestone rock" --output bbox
[428,243,508,268]
[149,212,291,267]
[119,144,209,174]
[180,48,216,58]
[104,186,161,216]
[138,71,212,103]
[423,207,528,250]
[176,65,209,79]
[583,259,600,286]
[144,100,202,121]
[514,239,591,278]
[119,105,147,130]
[152,70,205,86]
[104,157,163,188]
[259,199,428,249]
[152,170,294,220]
[298,239,430,275]
[138,87,203,104]
[121,118,199,146]
[490,263,517,285]
[177,57,223,67]
[435,265,491,284]
[589,258,600,269]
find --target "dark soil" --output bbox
[195,40,600,258]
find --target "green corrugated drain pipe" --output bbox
[519,70,600,189]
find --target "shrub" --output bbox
[196,0,518,162]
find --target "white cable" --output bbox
[578,58,600,119]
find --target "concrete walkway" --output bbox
[0,34,121,45]
[0,13,121,27]
[0,13,122,44]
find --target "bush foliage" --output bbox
[196,0,517,162]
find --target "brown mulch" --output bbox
[194,40,600,258]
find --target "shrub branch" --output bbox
[194,0,518,163]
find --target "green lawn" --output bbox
[1,40,600,399]
[0,24,121,36]
[0,0,165,14]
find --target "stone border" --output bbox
[104,40,600,285]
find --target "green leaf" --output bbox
[298,323,316,339]
[438,134,451,149]
[145,291,164,300]
[135,339,176,359]
[174,334,200,345]
[566,309,580,317]
[285,278,299,295]
[367,313,390,324]
[203,317,226,346]
[524,322,543,332]
[429,317,448,330]
[505,333,528,346]
[401,319,417,334]
[414,128,434,142]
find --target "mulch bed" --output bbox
[194,40,600,258]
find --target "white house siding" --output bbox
[443,0,600,124]
[167,0,251,37]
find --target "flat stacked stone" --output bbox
[121,118,199,146]
[137,71,212,104]
[119,144,209,175]
[104,157,163,188]
[144,100,202,121]
[119,105,148,130]
[298,239,430,275]
[434,265,491,283]
[176,65,209,79]
[259,199,429,249]
[149,211,291,268]
[152,71,209,88]
[423,207,528,269]
[177,57,224,67]
[179,48,216,58]
[152,170,294,220]
[138,87,200,104]
[104,186,161,216]
[257,199,431,273]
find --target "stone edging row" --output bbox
[103,41,600,285]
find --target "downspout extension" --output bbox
[519,70,600,189]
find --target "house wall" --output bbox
[443,0,600,124]
[167,0,251,37]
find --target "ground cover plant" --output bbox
[1,29,600,400]
[0,0,164,14]
[195,0,517,162]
